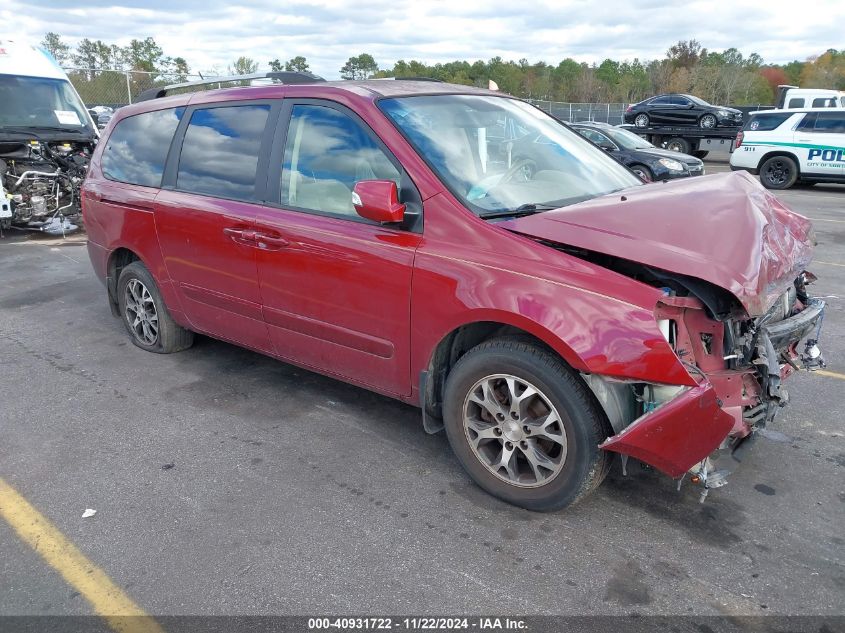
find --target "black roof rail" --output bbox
[135,71,326,102]
[373,76,443,82]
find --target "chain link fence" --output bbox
[64,68,209,108]
[527,100,628,125]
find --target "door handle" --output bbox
[223,227,257,243]
[254,232,290,249]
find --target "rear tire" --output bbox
[759,156,798,190]
[117,261,194,354]
[442,338,612,512]
[665,137,692,154]
[692,150,709,159]
[633,113,649,128]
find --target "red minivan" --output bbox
[82,77,825,511]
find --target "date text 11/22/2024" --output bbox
[307,617,527,630]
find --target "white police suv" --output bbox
[730,108,845,189]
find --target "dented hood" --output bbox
[499,171,815,317]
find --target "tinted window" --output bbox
[650,97,671,105]
[280,105,400,217]
[102,108,184,187]
[745,113,792,131]
[788,98,804,108]
[812,112,845,133]
[669,96,690,106]
[176,104,270,200]
[812,97,834,107]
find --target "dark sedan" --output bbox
[571,122,703,182]
[624,94,742,129]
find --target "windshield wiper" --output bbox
[479,203,559,220]
[2,126,88,136]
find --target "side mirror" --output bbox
[352,180,405,224]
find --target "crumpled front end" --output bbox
[599,272,825,489]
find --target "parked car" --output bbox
[94,110,113,130]
[82,78,825,511]
[571,121,703,181]
[731,108,845,189]
[625,94,743,129]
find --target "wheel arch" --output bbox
[758,149,802,174]
[106,247,143,316]
[421,317,588,426]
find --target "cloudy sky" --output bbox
[3,0,844,78]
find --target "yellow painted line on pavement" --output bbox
[0,478,164,633]
[814,369,845,381]
[814,260,845,268]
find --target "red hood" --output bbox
[500,171,814,317]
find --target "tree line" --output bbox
[41,32,845,106]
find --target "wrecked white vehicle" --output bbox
[0,40,96,235]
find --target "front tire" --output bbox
[759,156,798,190]
[699,114,717,129]
[117,261,194,354]
[630,164,653,182]
[442,338,611,512]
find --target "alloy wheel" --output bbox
[700,114,717,129]
[634,114,649,127]
[124,279,159,345]
[462,374,567,488]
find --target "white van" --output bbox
[0,40,96,231]
[729,108,845,189]
[776,85,845,110]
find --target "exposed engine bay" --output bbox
[0,139,92,235]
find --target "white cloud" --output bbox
[3,0,843,79]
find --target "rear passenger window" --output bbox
[102,108,184,187]
[812,97,833,108]
[176,104,271,201]
[745,113,792,131]
[279,105,400,218]
[812,113,845,134]
[788,98,804,108]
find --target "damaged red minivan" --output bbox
[82,78,826,510]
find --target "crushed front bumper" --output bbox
[600,295,826,480]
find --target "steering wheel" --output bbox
[501,158,537,183]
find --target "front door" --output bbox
[253,101,422,396]
[155,102,276,352]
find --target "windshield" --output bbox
[686,94,710,106]
[604,127,655,150]
[380,95,641,214]
[0,74,94,134]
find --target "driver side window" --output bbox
[280,104,400,218]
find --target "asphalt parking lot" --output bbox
[1,158,843,623]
